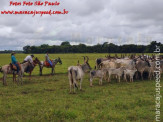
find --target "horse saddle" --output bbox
[44,60,53,67]
[10,63,21,71]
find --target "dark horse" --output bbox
[13,57,41,82]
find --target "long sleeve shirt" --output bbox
[24,55,33,63]
[45,54,50,61]
[11,55,17,64]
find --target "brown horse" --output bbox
[13,57,41,82]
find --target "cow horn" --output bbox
[82,56,86,62]
[77,60,80,66]
[86,56,89,62]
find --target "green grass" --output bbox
[0,54,162,121]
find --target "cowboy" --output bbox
[45,52,53,67]
[23,55,34,65]
[11,52,19,73]
[22,54,35,72]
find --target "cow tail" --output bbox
[69,69,73,84]
[70,69,78,89]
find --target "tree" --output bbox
[145,41,161,53]
[22,41,163,53]
[61,41,71,46]
[23,45,31,53]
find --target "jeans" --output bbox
[14,63,19,73]
[48,60,53,66]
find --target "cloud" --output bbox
[0,0,163,50]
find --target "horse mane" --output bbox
[34,57,41,65]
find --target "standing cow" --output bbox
[68,56,91,93]
[90,69,108,86]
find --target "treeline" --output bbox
[23,41,163,53]
[0,50,23,54]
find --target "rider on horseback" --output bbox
[11,52,20,73]
[23,55,34,65]
[45,52,53,67]
[22,54,35,73]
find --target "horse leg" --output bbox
[17,72,22,85]
[13,74,17,83]
[53,66,55,74]
[3,74,7,86]
[14,75,16,83]
[3,75,5,85]
[13,74,14,83]
[29,72,31,80]
[20,74,23,85]
[39,66,43,76]
[51,67,54,75]
[17,74,19,85]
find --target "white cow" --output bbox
[68,56,91,93]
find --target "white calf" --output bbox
[124,69,137,82]
[90,69,108,86]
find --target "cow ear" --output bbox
[77,60,80,66]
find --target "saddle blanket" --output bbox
[44,60,53,67]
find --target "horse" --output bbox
[0,62,29,85]
[13,57,41,81]
[39,57,62,75]
[0,57,41,86]
[23,57,41,80]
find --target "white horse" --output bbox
[39,57,62,75]
[0,62,29,85]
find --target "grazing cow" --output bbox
[124,69,137,82]
[107,67,126,83]
[90,69,108,86]
[68,56,91,93]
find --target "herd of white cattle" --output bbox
[68,54,163,93]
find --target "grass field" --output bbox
[0,54,162,122]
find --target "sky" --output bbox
[0,0,163,50]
